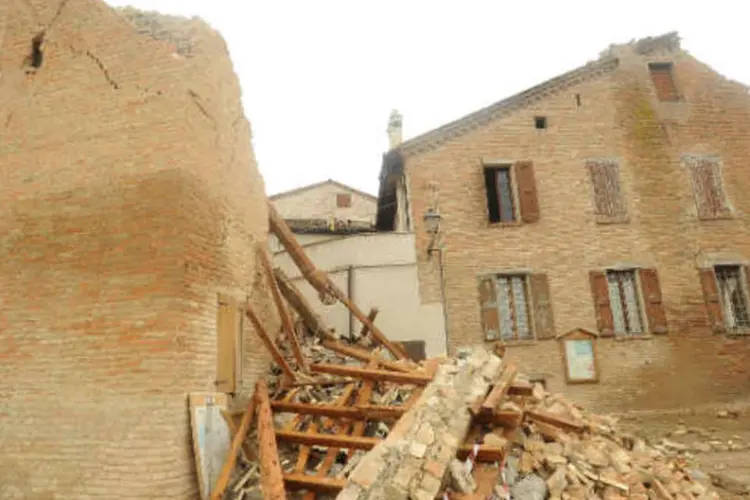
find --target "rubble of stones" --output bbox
[222,321,728,499]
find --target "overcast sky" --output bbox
[106,0,749,197]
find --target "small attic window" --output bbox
[336,193,352,208]
[534,116,547,130]
[648,62,679,101]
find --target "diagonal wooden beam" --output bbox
[268,202,408,360]
[245,302,296,383]
[321,338,411,373]
[210,393,257,500]
[358,307,379,338]
[478,363,517,419]
[256,380,286,500]
[525,409,585,433]
[309,363,432,385]
[220,409,254,461]
[257,245,308,371]
[274,266,331,338]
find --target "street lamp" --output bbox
[423,207,442,235]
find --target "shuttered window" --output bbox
[586,159,627,220]
[648,62,679,101]
[216,293,243,393]
[590,268,667,336]
[684,156,730,220]
[715,266,750,331]
[483,160,539,224]
[607,270,644,335]
[478,273,555,341]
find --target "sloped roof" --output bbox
[269,179,377,202]
[392,32,680,157]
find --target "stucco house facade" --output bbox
[376,33,750,413]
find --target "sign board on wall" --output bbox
[188,393,232,500]
[556,328,600,384]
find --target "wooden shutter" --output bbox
[216,293,240,393]
[699,268,725,333]
[514,160,540,223]
[589,271,614,336]
[529,273,555,339]
[478,277,500,340]
[639,268,668,334]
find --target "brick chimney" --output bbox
[387,109,403,149]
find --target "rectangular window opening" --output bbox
[715,265,750,331]
[534,116,547,129]
[648,62,679,101]
[484,166,516,223]
[606,270,644,336]
[336,193,352,208]
[495,274,533,341]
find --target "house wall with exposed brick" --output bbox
[0,1,276,498]
[271,181,377,223]
[396,38,750,413]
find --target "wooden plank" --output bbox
[321,338,411,373]
[257,245,308,370]
[269,202,406,360]
[287,377,351,388]
[294,384,355,474]
[457,443,507,462]
[358,307,379,338]
[255,380,287,500]
[478,363,517,418]
[507,382,533,397]
[284,473,346,494]
[274,266,331,338]
[346,360,377,460]
[310,363,432,385]
[245,302,296,383]
[220,409,254,461]
[525,409,585,433]
[271,401,405,421]
[276,430,379,450]
[210,393,257,500]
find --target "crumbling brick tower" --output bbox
[0,1,276,498]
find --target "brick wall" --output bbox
[0,1,277,498]
[401,41,750,413]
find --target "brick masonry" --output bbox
[0,1,278,498]
[338,348,502,500]
[397,38,750,413]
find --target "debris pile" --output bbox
[204,202,720,500]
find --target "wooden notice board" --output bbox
[188,393,232,500]
[557,328,600,384]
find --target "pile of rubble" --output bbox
[205,204,721,500]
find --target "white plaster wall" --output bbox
[272,232,447,357]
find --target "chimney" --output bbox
[387,109,403,149]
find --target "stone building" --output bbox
[0,1,276,498]
[376,33,750,413]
